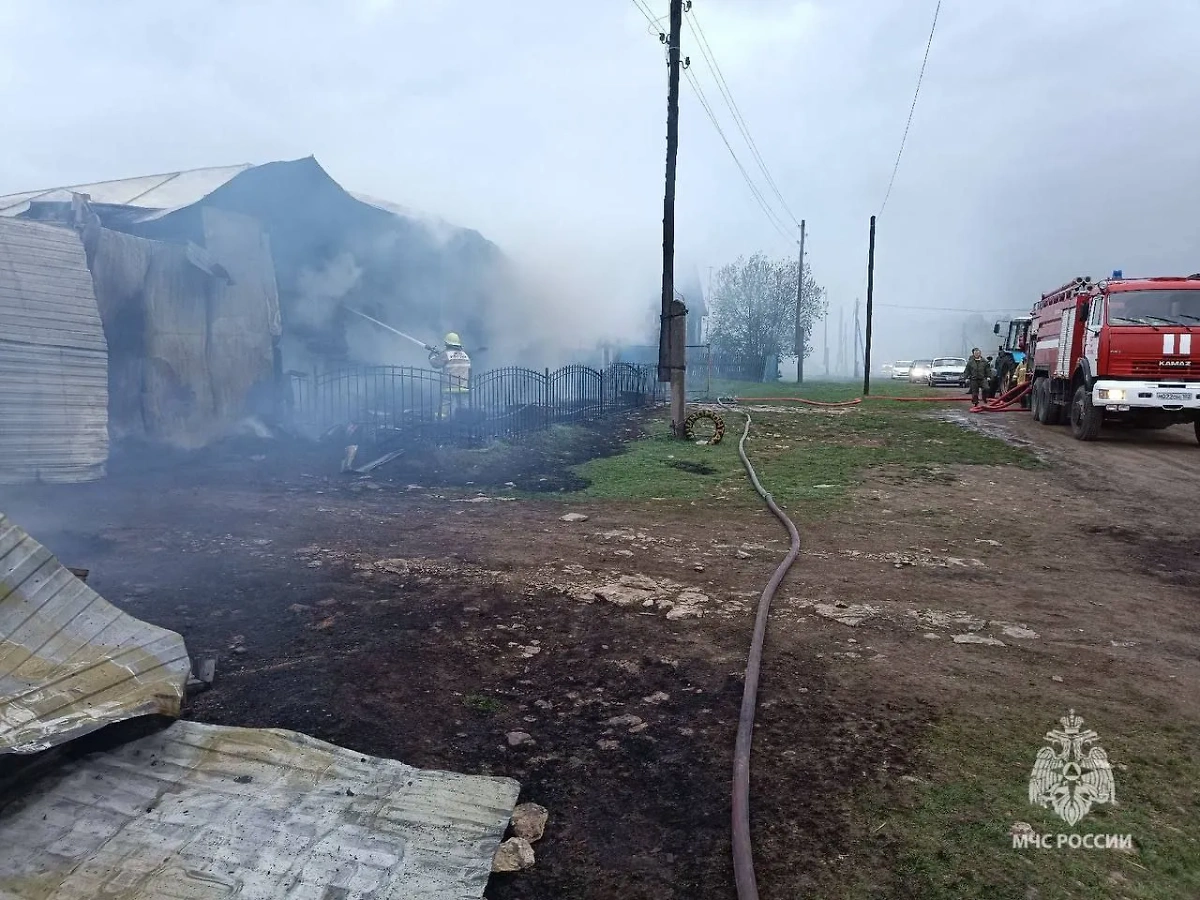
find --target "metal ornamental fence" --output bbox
[287,363,662,444]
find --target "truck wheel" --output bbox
[1032,379,1048,423]
[1069,385,1103,441]
[1195,419,1200,445]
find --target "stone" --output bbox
[813,602,879,627]
[952,633,1006,647]
[1051,675,1064,683]
[510,802,549,842]
[607,713,644,729]
[492,837,536,873]
[1001,624,1039,640]
[735,550,752,559]
[596,739,620,750]
[595,582,657,607]
[506,731,535,747]
[1010,822,1035,839]
[560,513,590,523]
[643,691,670,704]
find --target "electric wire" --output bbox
[630,0,796,247]
[683,65,795,244]
[686,5,802,231]
[878,0,942,216]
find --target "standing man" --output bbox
[429,332,471,419]
[964,347,991,405]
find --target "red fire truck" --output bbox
[1027,272,1200,442]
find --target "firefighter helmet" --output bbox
[444,332,462,348]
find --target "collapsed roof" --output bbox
[0,158,516,369]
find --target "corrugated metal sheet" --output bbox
[0,719,521,899]
[0,165,254,219]
[0,511,191,754]
[0,219,109,484]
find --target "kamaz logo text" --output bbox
[1159,360,1189,367]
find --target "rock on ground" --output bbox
[560,513,590,523]
[952,633,1006,647]
[507,731,535,747]
[511,802,549,842]
[492,837,536,873]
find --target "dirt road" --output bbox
[964,409,1200,519]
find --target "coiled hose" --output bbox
[716,398,802,900]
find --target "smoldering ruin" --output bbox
[0,155,661,481]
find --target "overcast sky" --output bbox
[3,0,1198,365]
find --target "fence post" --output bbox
[599,369,605,417]
[543,368,550,431]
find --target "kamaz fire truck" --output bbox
[1020,272,1200,441]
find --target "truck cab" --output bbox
[1028,274,1200,441]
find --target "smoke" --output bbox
[291,252,362,330]
[482,237,659,370]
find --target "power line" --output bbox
[683,65,795,244]
[685,5,802,232]
[631,0,795,246]
[878,1,941,217]
[629,0,663,33]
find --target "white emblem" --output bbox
[1028,710,1115,826]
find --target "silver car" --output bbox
[892,360,913,379]
[928,356,967,386]
[909,359,934,383]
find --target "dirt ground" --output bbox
[3,407,1199,898]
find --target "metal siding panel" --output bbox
[0,219,109,484]
[0,165,254,218]
[0,720,520,898]
[0,512,191,754]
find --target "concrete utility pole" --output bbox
[823,304,829,377]
[794,219,806,384]
[863,215,876,396]
[838,305,846,376]
[853,300,861,380]
[658,0,687,436]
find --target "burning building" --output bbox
[0,156,517,471]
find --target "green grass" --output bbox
[846,710,1200,900]
[707,377,944,402]
[572,380,1038,513]
[461,693,504,713]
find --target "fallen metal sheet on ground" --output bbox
[0,511,191,754]
[0,720,521,899]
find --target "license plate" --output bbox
[1157,392,1191,401]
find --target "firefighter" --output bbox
[964,347,991,405]
[428,332,471,419]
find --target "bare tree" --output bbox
[708,253,827,377]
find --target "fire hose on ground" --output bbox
[711,380,1033,897]
[715,398,802,900]
[725,380,1033,414]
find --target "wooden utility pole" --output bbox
[863,215,877,396]
[658,0,686,435]
[794,219,806,384]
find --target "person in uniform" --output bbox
[428,332,471,419]
[964,347,991,405]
